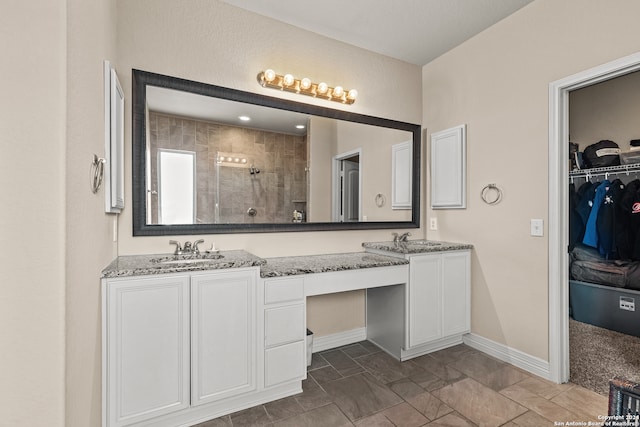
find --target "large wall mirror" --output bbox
[132,70,421,235]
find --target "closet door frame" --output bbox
[548,51,640,384]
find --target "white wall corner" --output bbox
[463,333,551,381]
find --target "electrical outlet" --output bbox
[430,217,438,230]
[530,219,544,237]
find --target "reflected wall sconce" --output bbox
[257,69,358,105]
[217,152,249,167]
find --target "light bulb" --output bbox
[234,158,240,162]
[300,78,312,90]
[283,74,295,86]
[333,86,344,98]
[241,159,247,164]
[347,89,358,100]
[264,69,276,82]
[317,82,328,94]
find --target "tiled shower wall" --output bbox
[148,112,307,224]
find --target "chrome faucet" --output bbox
[392,232,411,243]
[193,239,204,255]
[169,240,183,255]
[169,239,205,255]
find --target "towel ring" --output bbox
[481,183,502,205]
[90,154,106,194]
[375,193,386,207]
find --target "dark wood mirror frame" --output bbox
[132,69,421,235]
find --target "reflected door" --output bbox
[342,159,360,222]
[158,149,196,224]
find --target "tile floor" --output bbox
[196,342,608,426]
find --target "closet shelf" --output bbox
[569,162,640,179]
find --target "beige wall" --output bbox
[66,0,118,426]
[1,1,67,426]
[116,0,423,339]
[570,70,640,151]
[423,0,640,361]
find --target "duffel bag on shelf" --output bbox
[582,140,620,168]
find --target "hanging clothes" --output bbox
[596,179,624,259]
[582,179,610,249]
[575,181,596,228]
[569,183,583,251]
[618,179,640,260]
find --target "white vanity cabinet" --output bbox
[103,275,191,427]
[407,250,470,349]
[261,276,306,388]
[190,270,257,405]
[102,267,260,427]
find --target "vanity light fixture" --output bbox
[257,69,357,104]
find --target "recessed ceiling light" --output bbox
[238,115,251,121]
[295,124,306,129]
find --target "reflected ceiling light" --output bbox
[257,69,357,105]
[238,115,251,121]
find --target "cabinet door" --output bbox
[442,251,471,337]
[431,125,466,209]
[408,254,442,347]
[191,270,257,406]
[106,275,190,427]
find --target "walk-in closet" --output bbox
[568,70,640,395]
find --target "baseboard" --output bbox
[463,333,551,380]
[312,327,367,353]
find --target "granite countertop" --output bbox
[260,252,409,278]
[101,250,266,278]
[362,239,473,255]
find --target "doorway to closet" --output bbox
[549,52,640,388]
[566,70,640,395]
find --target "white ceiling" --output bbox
[147,86,311,136]
[222,0,534,66]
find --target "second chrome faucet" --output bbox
[169,239,205,255]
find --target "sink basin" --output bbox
[407,240,442,246]
[151,253,224,265]
[160,258,221,265]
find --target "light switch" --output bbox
[530,219,544,237]
[430,217,438,230]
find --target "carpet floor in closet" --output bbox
[570,317,640,395]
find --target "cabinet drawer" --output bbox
[265,340,306,387]
[264,278,304,304]
[265,304,305,347]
